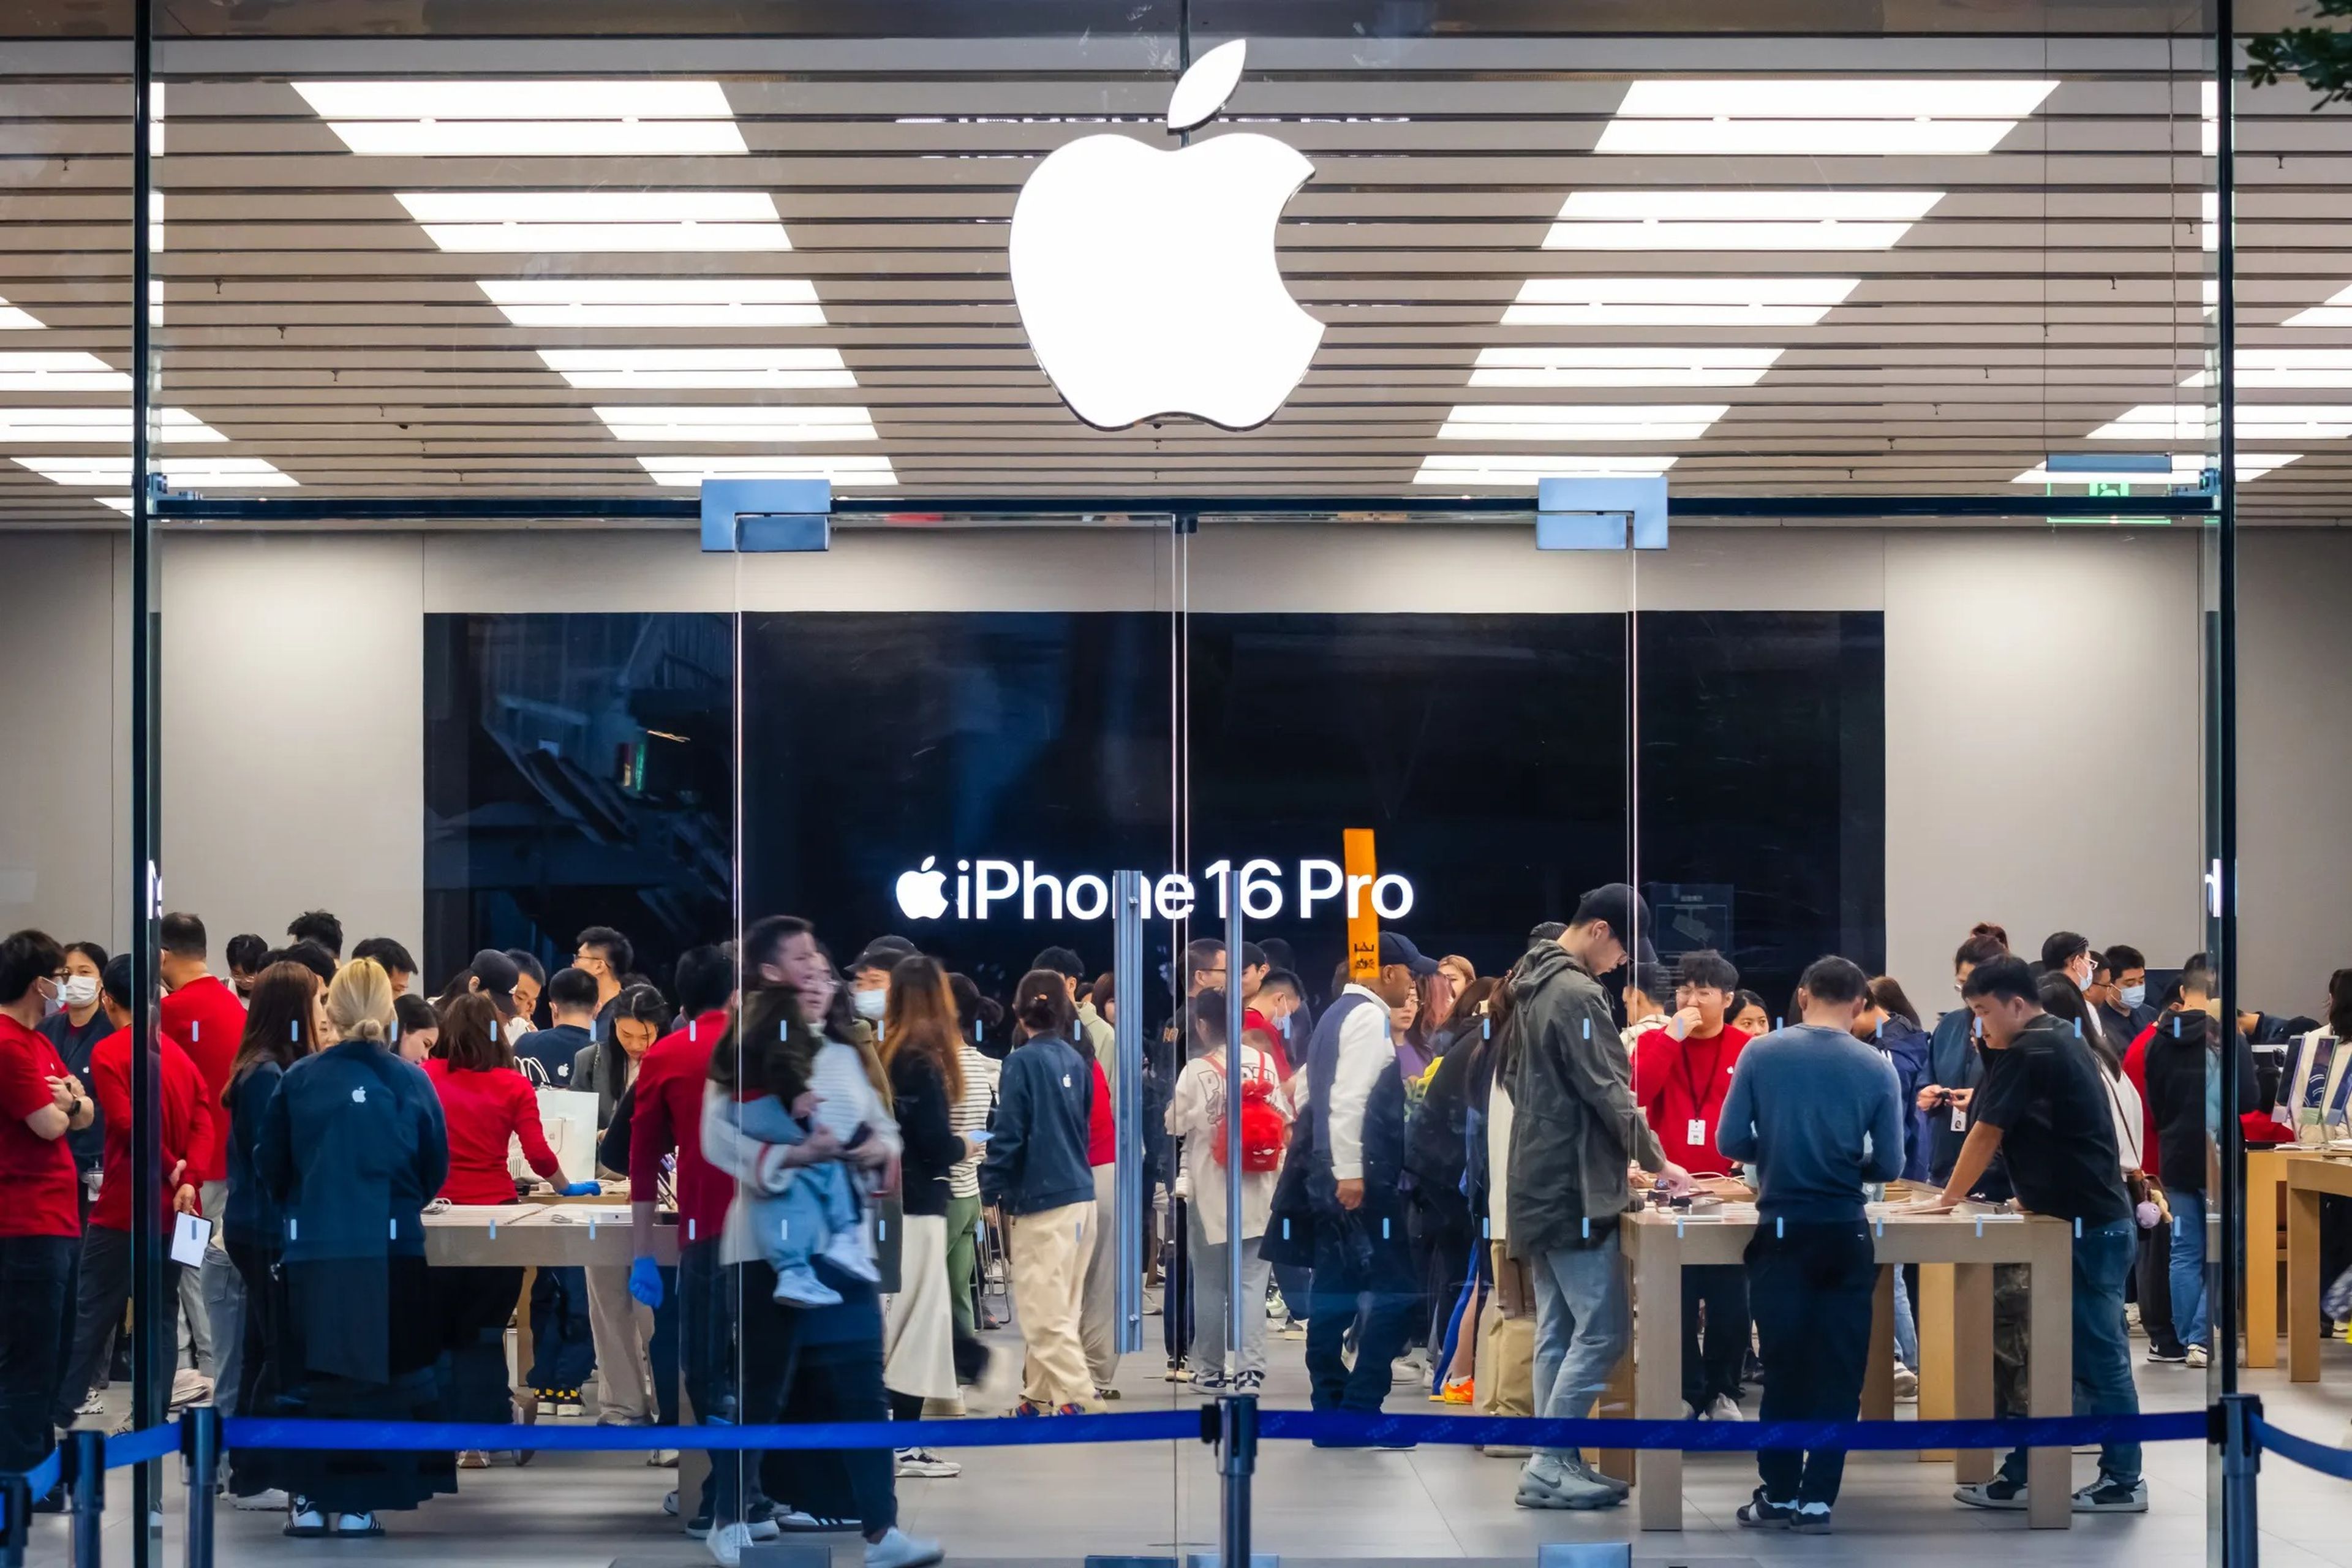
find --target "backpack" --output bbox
[1207,1058,1287,1173]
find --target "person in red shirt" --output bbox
[51,955,212,1428]
[423,992,595,1432]
[159,910,247,1385]
[1630,948,1753,1421]
[0,929,91,1485]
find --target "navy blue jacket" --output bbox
[256,1039,448,1262]
[223,1059,285,1248]
[1872,1014,1934,1183]
[979,1031,1095,1215]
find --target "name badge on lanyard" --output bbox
[1686,1118,1707,1147]
[1951,1106,1967,1133]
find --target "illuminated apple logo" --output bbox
[895,857,950,921]
[1009,39,1324,431]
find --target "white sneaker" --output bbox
[75,1392,105,1417]
[894,1448,961,1479]
[709,1521,754,1567]
[649,1449,679,1467]
[2187,1345,2211,1368]
[1893,1364,1920,1400]
[233,1488,290,1512]
[1708,1394,1744,1422]
[863,1526,946,1568]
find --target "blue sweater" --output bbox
[1718,1023,1905,1223]
[979,1033,1095,1215]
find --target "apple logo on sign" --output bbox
[895,857,950,921]
[1009,39,1324,431]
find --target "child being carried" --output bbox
[731,988,879,1306]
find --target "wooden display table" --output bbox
[2283,1151,2352,1381]
[2247,1147,2288,1368]
[1615,1204,2078,1531]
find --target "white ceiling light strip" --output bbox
[1543,189,1943,251]
[1437,403,1727,442]
[16,454,295,486]
[637,454,897,486]
[1597,77,2058,155]
[480,278,825,327]
[538,348,853,389]
[594,404,880,442]
[0,296,44,330]
[1414,453,1677,486]
[2011,453,2295,485]
[2087,403,2352,440]
[296,80,748,157]
[0,353,130,391]
[2182,352,2352,389]
[0,407,223,442]
[2282,283,2352,326]
[1502,277,1860,327]
[1468,346,1784,388]
[398,191,790,252]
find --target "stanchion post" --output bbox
[2219,1393,2261,1568]
[1217,1393,1257,1568]
[182,1406,219,1568]
[67,1430,104,1568]
[2,1471,30,1568]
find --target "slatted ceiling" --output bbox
[13,51,2352,519]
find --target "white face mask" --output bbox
[2121,983,2147,1009]
[58,974,99,1009]
[853,988,887,1020]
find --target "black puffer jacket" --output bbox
[1506,943,1664,1256]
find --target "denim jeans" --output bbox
[1999,1218,2142,1488]
[2170,1191,2211,1350]
[1529,1240,1629,1462]
[1304,1211,1419,1415]
[1892,1264,1921,1371]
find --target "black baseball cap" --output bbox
[1570,883,1652,952]
[468,948,519,1003]
[1378,932,1441,978]
[852,936,918,974]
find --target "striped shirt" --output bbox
[948,1043,999,1199]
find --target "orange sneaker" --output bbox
[1439,1376,1474,1404]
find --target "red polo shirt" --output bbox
[88,1025,212,1232]
[0,1014,79,1238]
[160,973,245,1183]
[424,1058,562,1205]
[628,1009,734,1248]
[1632,1022,1751,1176]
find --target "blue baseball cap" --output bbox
[1378,932,1441,978]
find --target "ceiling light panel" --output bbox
[1545,189,1943,251]
[2087,403,2352,440]
[2182,352,2352,388]
[0,408,223,442]
[538,349,853,389]
[1598,78,2058,155]
[637,454,897,486]
[2011,453,2295,484]
[1502,277,1859,327]
[16,455,295,486]
[594,404,880,442]
[1413,454,1678,486]
[398,191,788,252]
[296,80,747,156]
[2283,284,2352,326]
[1437,403,1727,442]
[0,353,130,391]
[0,298,42,330]
[1468,347,1784,388]
[480,277,824,327]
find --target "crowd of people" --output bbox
[0,892,2342,1555]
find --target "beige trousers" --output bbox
[1009,1199,1098,1408]
[585,1264,656,1423]
[1079,1164,1123,1387]
[1477,1242,1536,1417]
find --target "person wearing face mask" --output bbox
[850,937,917,1036]
[39,941,110,1219]
[574,925,635,1038]
[2038,932,2104,1056]
[2089,944,2156,1044]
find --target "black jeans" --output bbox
[1304,1209,1419,1416]
[432,1264,523,1424]
[2135,1215,2182,1353]
[1681,1263,1751,1409]
[1746,1218,1875,1508]
[676,1239,733,1517]
[0,1234,77,1474]
[716,1262,895,1537]
[51,1226,181,1430]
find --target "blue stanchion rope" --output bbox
[2254,1416,2352,1480]
[225,1408,2205,1455]
[106,1422,181,1469]
[21,1446,62,1499]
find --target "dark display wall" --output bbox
[427,609,1882,1012]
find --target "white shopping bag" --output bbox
[513,1087,601,1186]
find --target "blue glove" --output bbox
[629,1255,665,1309]
[558,1180,601,1197]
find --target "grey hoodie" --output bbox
[1505,941,1664,1257]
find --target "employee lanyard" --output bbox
[1673,1034,1730,1132]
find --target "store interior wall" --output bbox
[0,521,2335,1013]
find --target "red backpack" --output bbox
[1209,1065,1287,1173]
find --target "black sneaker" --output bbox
[1789,1503,1833,1535]
[2146,1343,2189,1364]
[1955,1476,2029,1510]
[1738,1490,1796,1527]
[2073,1477,2149,1513]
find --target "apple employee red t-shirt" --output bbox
[1632,1023,1751,1176]
[160,973,245,1183]
[0,1012,83,1238]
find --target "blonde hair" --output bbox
[325,957,396,1046]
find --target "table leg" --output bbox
[2290,1181,2323,1383]
[2024,1231,2073,1529]
[1862,1265,1896,1421]
[1950,1262,1994,1485]
[2247,1153,2280,1370]
[514,1265,538,1413]
[1918,1264,1955,1463]
[1595,1349,1636,1486]
[1633,1232,1684,1531]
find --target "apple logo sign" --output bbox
[1009,39,1324,431]
[895,856,951,921]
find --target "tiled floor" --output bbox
[27,1320,2352,1567]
